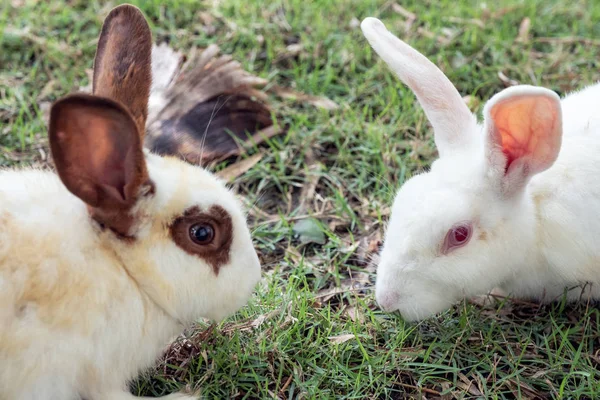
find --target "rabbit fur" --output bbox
[361,17,600,322]
[0,5,261,400]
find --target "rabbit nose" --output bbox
[376,290,400,312]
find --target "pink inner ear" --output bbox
[80,114,131,201]
[490,96,560,174]
[49,94,148,210]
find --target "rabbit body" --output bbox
[501,83,600,301]
[0,154,260,400]
[0,167,168,400]
[0,5,261,400]
[361,17,600,321]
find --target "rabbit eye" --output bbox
[170,205,233,275]
[442,222,472,254]
[190,223,215,245]
[452,226,469,243]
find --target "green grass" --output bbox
[2,0,600,398]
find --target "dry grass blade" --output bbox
[216,152,263,182]
[351,229,382,269]
[498,70,519,87]
[343,305,365,323]
[275,43,305,63]
[157,324,216,381]
[297,147,323,212]
[391,3,416,21]
[269,85,339,110]
[517,17,531,43]
[445,16,485,28]
[485,6,522,20]
[395,382,441,396]
[457,373,483,396]
[328,334,355,344]
[416,27,452,46]
[535,36,600,46]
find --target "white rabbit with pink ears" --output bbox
[361,17,600,322]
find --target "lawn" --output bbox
[2,0,600,399]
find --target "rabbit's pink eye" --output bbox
[453,226,469,242]
[190,223,215,245]
[442,222,472,255]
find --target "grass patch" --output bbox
[2,0,600,398]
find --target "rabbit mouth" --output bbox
[376,290,401,312]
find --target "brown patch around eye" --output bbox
[169,205,233,274]
[478,231,487,241]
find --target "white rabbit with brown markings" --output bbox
[361,17,600,322]
[0,4,261,400]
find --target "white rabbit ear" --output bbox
[483,85,562,196]
[361,17,476,157]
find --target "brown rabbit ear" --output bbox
[93,4,152,137]
[49,93,151,237]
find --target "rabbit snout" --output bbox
[375,289,401,312]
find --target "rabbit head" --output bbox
[48,5,261,324]
[361,18,563,321]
